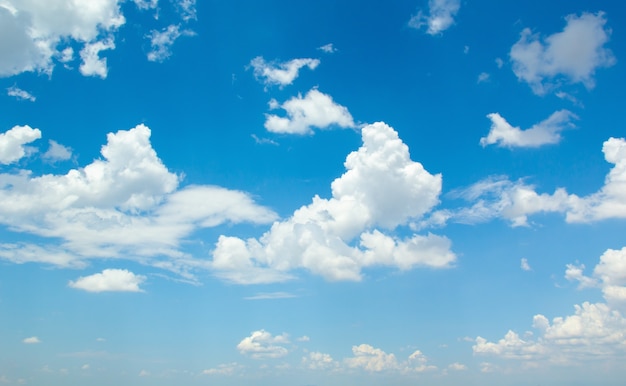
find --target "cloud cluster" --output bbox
[250,57,320,88]
[0,124,276,279]
[68,269,146,292]
[510,12,615,95]
[408,0,461,35]
[0,0,197,79]
[147,24,195,63]
[211,122,455,284]
[423,136,626,227]
[264,89,355,135]
[237,330,290,359]
[474,249,626,364]
[480,110,577,148]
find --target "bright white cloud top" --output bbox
[68,269,147,292]
[1,2,625,385]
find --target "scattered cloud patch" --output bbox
[521,258,532,271]
[42,140,72,162]
[23,336,41,344]
[477,72,490,83]
[202,363,241,375]
[408,0,461,35]
[510,12,615,95]
[251,134,278,146]
[264,89,355,135]
[68,269,147,292]
[0,125,41,164]
[237,330,290,359]
[495,57,504,69]
[250,57,320,88]
[211,122,455,284]
[303,352,338,370]
[480,110,577,148]
[7,86,35,102]
[79,39,115,79]
[318,43,337,53]
[448,362,467,371]
[464,46,469,54]
[147,24,195,62]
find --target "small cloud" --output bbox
[68,269,147,293]
[96,338,106,342]
[521,258,532,271]
[477,72,490,83]
[147,24,195,62]
[138,370,150,377]
[251,134,278,146]
[480,109,577,148]
[81,364,90,370]
[7,86,36,102]
[202,362,240,375]
[318,43,337,53]
[495,57,504,69]
[244,291,296,300]
[297,335,310,342]
[249,56,320,89]
[408,0,461,36]
[463,45,469,54]
[43,140,72,162]
[23,336,41,344]
[448,362,467,371]
[79,39,115,79]
[0,125,42,165]
[237,330,290,359]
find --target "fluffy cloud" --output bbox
[264,89,355,135]
[318,43,337,53]
[0,0,125,77]
[7,86,35,102]
[510,12,615,95]
[303,352,338,370]
[22,336,41,344]
[345,344,398,372]
[424,137,626,227]
[520,258,531,271]
[147,24,195,62]
[474,302,626,364]
[566,247,626,308]
[211,122,454,284]
[0,0,196,78]
[0,123,277,279]
[480,110,577,148]
[0,125,41,164]
[237,330,290,359]
[408,0,461,35]
[68,269,146,292]
[475,249,626,365]
[250,56,320,88]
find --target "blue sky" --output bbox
[1,0,626,385]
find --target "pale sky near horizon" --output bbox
[1,1,626,385]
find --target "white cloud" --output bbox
[244,292,297,300]
[318,43,337,53]
[408,0,461,35]
[0,125,41,164]
[345,344,398,372]
[0,123,277,280]
[475,249,626,365]
[202,362,241,375]
[138,370,150,377]
[0,0,125,77]
[7,86,35,102]
[303,352,337,370]
[250,56,320,88]
[521,258,531,271]
[480,110,577,148]
[264,88,355,135]
[430,136,626,227]
[42,140,72,162]
[133,0,159,10]
[175,0,196,21]
[495,57,504,69]
[211,122,454,284]
[68,269,147,292]
[510,12,615,95]
[447,362,467,371]
[23,336,41,344]
[237,330,290,359]
[79,38,115,78]
[147,24,194,62]
[474,301,626,364]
